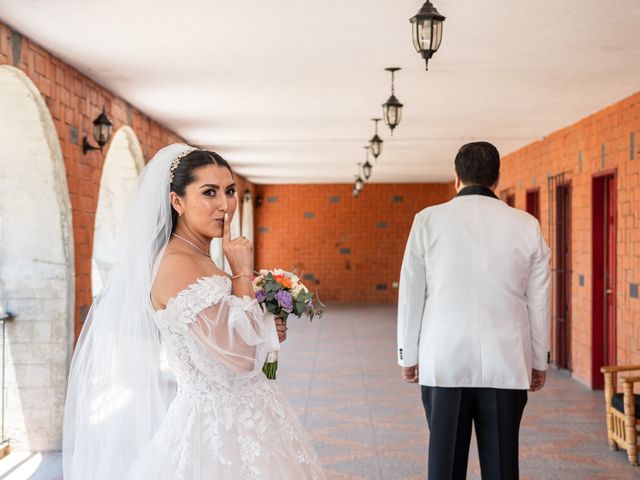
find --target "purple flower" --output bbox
[275,290,293,312]
[255,289,266,302]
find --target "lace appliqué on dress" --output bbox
[145,275,324,480]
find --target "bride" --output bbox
[63,144,325,479]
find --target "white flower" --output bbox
[292,283,309,297]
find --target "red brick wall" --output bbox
[0,22,253,337]
[253,183,455,303]
[499,92,640,387]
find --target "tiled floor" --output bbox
[278,304,638,480]
[2,304,637,479]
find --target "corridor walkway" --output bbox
[279,304,637,480]
[1,305,636,479]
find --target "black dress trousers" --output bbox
[421,386,528,480]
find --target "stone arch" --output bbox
[91,126,144,297]
[0,65,74,451]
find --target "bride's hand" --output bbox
[222,212,253,276]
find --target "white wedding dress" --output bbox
[127,274,325,479]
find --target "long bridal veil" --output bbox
[63,143,195,480]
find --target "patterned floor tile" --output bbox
[3,304,639,479]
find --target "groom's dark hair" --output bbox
[170,149,233,232]
[454,141,500,187]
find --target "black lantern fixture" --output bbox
[362,146,373,180]
[369,118,383,160]
[410,1,445,70]
[354,163,364,192]
[83,106,113,154]
[382,68,403,136]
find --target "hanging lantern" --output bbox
[354,163,364,191]
[83,106,113,154]
[410,1,445,70]
[362,147,373,180]
[382,68,403,136]
[369,118,383,159]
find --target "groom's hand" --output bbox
[529,368,547,392]
[402,365,419,383]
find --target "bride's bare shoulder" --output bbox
[151,249,221,310]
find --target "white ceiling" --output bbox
[1,0,639,184]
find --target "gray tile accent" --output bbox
[631,283,639,299]
[267,196,278,203]
[376,221,388,229]
[392,195,404,203]
[10,28,22,67]
[126,102,133,126]
[376,284,387,290]
[69,126,79,145]
[631,132,635,160]
[578,274,585,287]
[578,151,583,174]
[329,195,341,204]
[303,212,315,219]
[257,226,269,234]
[80,305,90,324]
[339,248,351,254]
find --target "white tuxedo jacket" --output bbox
[397,187,551,390]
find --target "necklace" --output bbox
[172,233,210,257]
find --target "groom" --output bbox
[397,142,551,479]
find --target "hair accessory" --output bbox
[169,147,197,183]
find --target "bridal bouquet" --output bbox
[253,269,324,379]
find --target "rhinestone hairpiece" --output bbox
[169,147,197,183]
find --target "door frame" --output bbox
[591,169,617,389]
[554,182,572,370]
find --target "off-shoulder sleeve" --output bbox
[185,294,279,375]
[162,276,280,377]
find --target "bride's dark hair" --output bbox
[169,149,233,232]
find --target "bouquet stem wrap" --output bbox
[262,350,279,380]
[262,311,281,380]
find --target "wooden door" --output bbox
[506,193,515,207]
[526,189,540,220]
[555,183,571,369]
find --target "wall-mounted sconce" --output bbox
[255,194,264,208]
[83,106,113,154]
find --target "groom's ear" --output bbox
[491,174,500,192]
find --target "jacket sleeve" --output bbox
[397,213,427,367]
[526,222,552,371]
